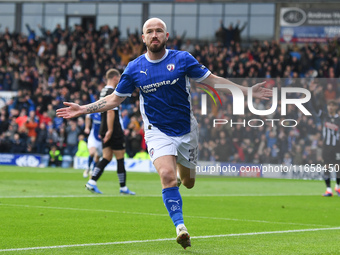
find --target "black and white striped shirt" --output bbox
[311,93,340,147]
[319,111,340,146]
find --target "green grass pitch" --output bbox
[1,166,340,254]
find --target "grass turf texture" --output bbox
[1,166,340,254]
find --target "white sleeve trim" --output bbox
[114,90,131,97]
[194,70,211,83]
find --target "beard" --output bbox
[147,39,166,53]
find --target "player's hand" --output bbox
[252,81,272,100]
[84,127,90,134]
[56,102,83,119]
[103,130,113,143]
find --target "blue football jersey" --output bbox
[89,112,101,141]
[114,50,211,136]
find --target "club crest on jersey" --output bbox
[167,64,175,72]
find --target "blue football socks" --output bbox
[88,156,94,169]
[162,187,184,227]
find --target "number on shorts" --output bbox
[189,146,198,164]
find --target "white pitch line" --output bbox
[0,193,321,199]
[0,203,330,228]
[1,227,340,252]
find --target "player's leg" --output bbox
[84,133,97,177]
[154,155,187,232]
[154,155,191,249]
[322,149,333,197]
[111,134,135,195]
[176,126,198,189]
[92,140,102,174]
[335,163,340,196]
[177,164,196,189]
[113,149,135,195]
[84,146,96,178]
[154,155,177,188]
[93,149,100,170]
[88,147,96,167]
[146,128,190,249]
[323,164,333,197]
[172,127,198,248]
[85,147,113,194]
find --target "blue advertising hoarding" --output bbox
[0,154,43,167]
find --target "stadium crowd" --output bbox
[0,23,339,166]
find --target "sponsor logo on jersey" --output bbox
[325,121,339,131]
[140,78,179,93]
[171,78,179,85]
[140,69,148,76]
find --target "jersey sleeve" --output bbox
[184,52,211,82]
[114,63,136,97]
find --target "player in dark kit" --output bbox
[310,82,340,197]
[85,69,135,195]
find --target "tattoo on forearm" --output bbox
[86,99,107,113]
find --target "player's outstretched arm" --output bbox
[56,94,126,119]
[202,74,272,100]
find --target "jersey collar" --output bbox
[145,49,168,63]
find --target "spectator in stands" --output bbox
[181,40,195,54]
[282,152,293,166]
[64,120,81,156]
[15,108,28,131]
[214,131,233,162]
[233,20,247,44]
[57,40,68,57]
[56,125,67,153]
[47,127,60,149]
[37,110,52,126]
[25,110,38,139]
[26,135,37,153]
[292,145,304,165]
[324,83,336,102]
[0,19,339,171]
[0,113,9,135]
[126,128,142,158]
[10,133,26,153]
[36,122,48,154]
[75,133,89,158]
[25,24,36,42]
[0,133,11,152]
[48,144,63,167]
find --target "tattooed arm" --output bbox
[56,93,126,119]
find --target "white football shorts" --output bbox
[87,133,102,155]
[145,126,199,169]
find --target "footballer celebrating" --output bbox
[57,17,271,249]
